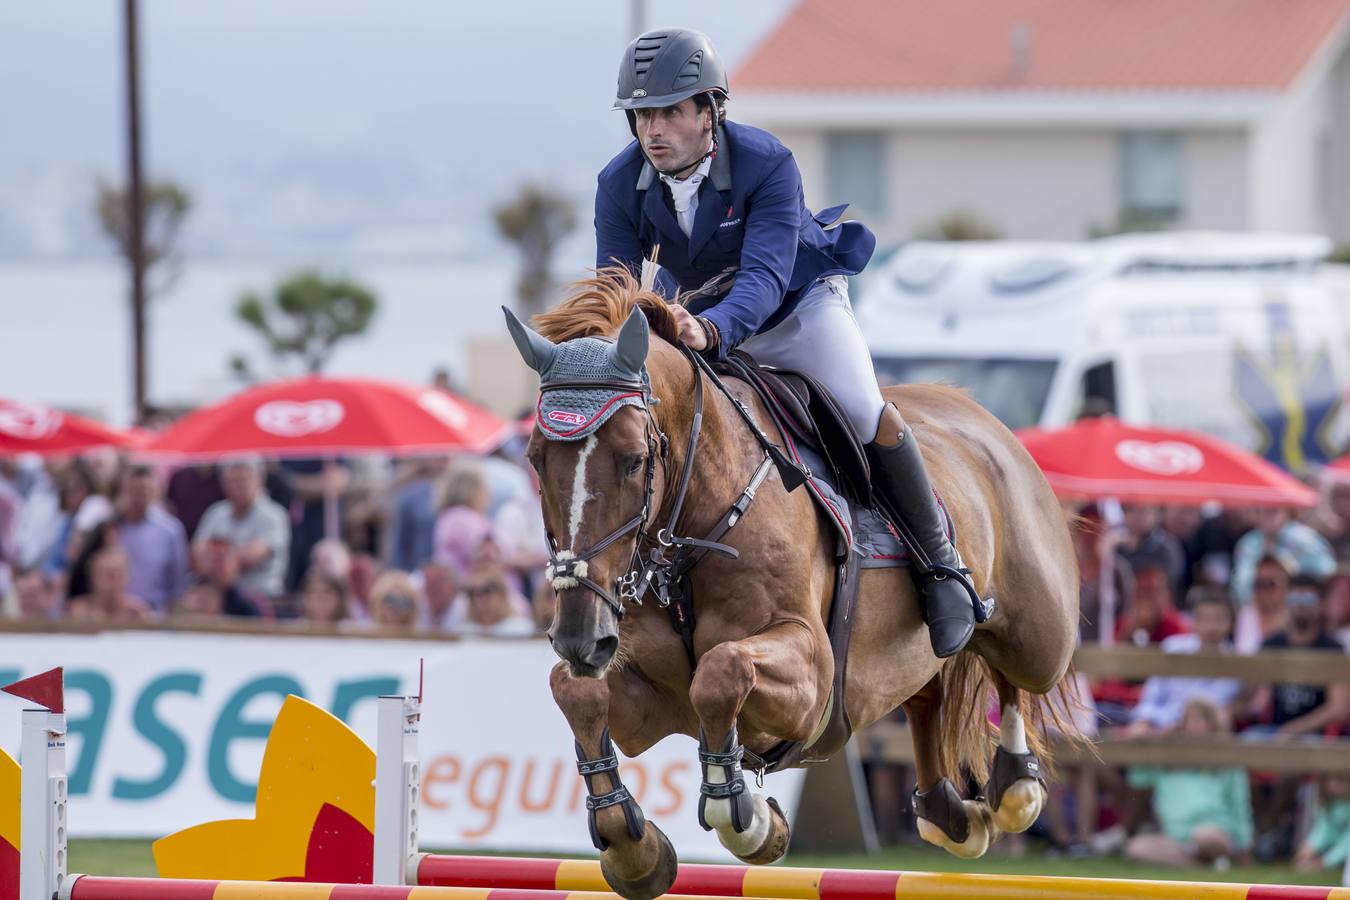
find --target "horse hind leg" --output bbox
[983,672,1049,835]
[903,674,992,859]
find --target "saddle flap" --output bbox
[725,352,872,506]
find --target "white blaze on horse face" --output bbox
[567,434,599,550]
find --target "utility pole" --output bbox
[123,0,148,421]
[630,0,646,37]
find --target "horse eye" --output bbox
[622,453,645,477]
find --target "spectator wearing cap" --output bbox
[369,570,422,630]
[1234,552,1294,654]
[1250,574,1350,739]
[193,459,290,604]
[1231,506,1335,607]
[1122,587,1242,736]
[116,465,189,614]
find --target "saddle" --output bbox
[715,352,872,508]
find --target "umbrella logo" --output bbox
[417,391,469,429]
[0,402,63,440]
[1114,439,1204,476]
[254,400,345,437]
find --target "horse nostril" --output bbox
[590,635,619,668]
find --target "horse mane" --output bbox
[532,266,682,345]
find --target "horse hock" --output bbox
[697,728,790,865]
[551,664,678,900]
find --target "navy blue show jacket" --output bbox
[594,121,876,357]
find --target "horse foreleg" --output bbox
[687,624,816,865]
[549,663,677,900]
[984,673,1048,835]
[903,674,992,859]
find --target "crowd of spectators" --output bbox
[0,438,550,639]
[1045,493,1350,871]
[5,418,1350,872]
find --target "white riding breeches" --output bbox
[737,275,887,443]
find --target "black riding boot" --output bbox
[867,405,978,658]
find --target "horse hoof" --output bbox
[918,800,992,859]
[991,778,1046,834]
[732,796,790,865]
[600,822,678,900]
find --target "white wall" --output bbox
[880,129,1118,241]
[1327,45,1350,242]
[1249,45,1336,233]
[1182,130,1250,231]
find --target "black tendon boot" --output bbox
[867,405,982,657]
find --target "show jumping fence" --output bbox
[8,668,1348,900]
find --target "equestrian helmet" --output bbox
[614,28,729,112]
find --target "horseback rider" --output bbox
[596,28,980,658]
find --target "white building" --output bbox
[733,0,1350,244]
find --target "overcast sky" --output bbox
[0,1,793,259]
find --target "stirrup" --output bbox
[918,562,996,624]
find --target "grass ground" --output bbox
[68,839,1341,887]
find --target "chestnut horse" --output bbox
[506,271,1081,900]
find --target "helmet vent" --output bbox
[632,36,666,81]
[673,51,703,88]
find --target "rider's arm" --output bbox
[595,176,645,279]
[698,152,802,358]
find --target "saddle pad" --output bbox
[795,444,906,569]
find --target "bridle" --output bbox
[541,347,786,623]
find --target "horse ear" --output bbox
[502,306,557,374]
[612,306,649,374]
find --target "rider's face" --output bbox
[634,99,711,175]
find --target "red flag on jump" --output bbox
[1,667,64,714]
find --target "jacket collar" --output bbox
[636,124,731,192]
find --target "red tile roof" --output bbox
[734,0,1350,92]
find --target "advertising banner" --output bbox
[0,632,804,858]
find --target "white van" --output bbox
[856,232,1349,472]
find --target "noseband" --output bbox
[543,349,776,621]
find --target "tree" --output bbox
[96,176,192,420]
[918,211,1001,241]
[96,178,193,297]
[493,183,577,319]
[230,271,379,380]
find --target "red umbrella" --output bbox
[142,377,511,459]
[1017,417,1317,508]
[0,399,137,456]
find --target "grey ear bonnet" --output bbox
[503,306,652,441]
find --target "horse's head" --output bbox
[505,272,682,678]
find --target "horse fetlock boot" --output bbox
[985,745,1047,834]
[913,778,992,859]
[696,728,755,834]
[576,729,645,851]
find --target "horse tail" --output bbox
[937,652,1095,786]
